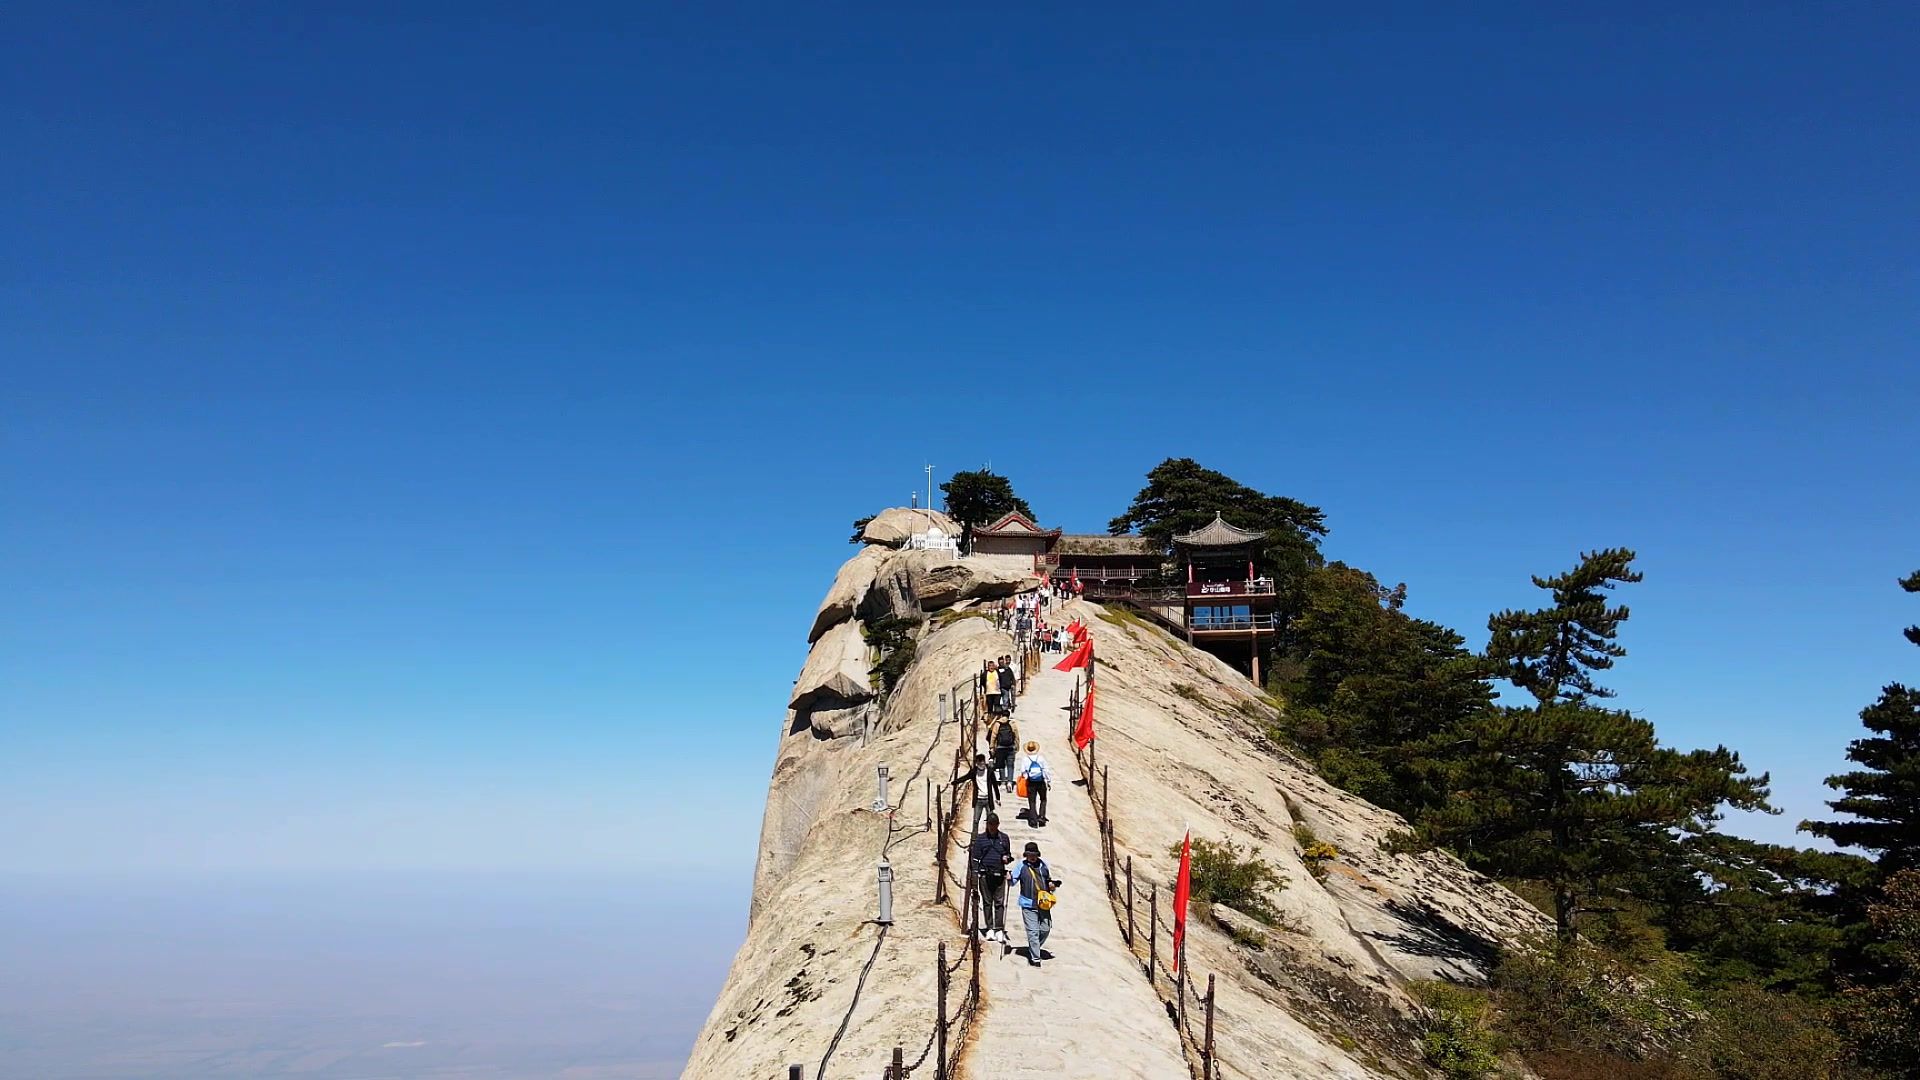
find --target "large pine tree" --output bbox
[1801,570,1920,875]
[1426,549,1773,939]
[1107,457,1325,581]
[938,468,1034,554]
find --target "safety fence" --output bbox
[1067,665,1225,1080]
[785,604,1068,1079]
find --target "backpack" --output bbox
[1026,758,1046,781]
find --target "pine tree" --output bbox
[1801,570,1920,875]
[1483,547,1641,706]
[938,469,1034,554]
[1834,869,1920,1073]
[1272,562,1492,817]
[1107,457,1326,581]
[1426,550,1773,940]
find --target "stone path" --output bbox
[961,652,1193,1079]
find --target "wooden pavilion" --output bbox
[1171,513,1277,682]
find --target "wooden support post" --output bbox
[892,1045,904,1079]
[935,790,947,903]
[970,922,981,995]
[789,1066,802,1080]
[962,859,976,931]
[1148,884,1159,982]
[1126,856,1135,946]
[1203,974,1217,1079]
[936,942,949,1080]
[1177,942,1188,1036]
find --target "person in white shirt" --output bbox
[1017,741,1052,827]
[955,752,998,834]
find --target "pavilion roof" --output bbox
[1172,513,1267,548]
[973,511,1062,539]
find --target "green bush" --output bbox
[1170,837,1286,924]
[1412,981,1501,1079]
[863,617,920,692]
[1292,823,1339,880]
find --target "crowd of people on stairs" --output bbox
[962,587,1066,969]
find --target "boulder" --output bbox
[1211,903,1271,947]
[909,553,1037,611]
[860,507,959,547]
[809,546,888,643]
[788,619,873,713]
[808,703,873,741]
[858,549,924,624]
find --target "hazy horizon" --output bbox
[0,872,744,1080]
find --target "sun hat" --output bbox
[1025,740,1039,752]
[1023,842,1041,855]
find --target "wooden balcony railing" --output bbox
[1188,579,1276,598]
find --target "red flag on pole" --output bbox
[1053,638,1092,672]
[1072,685,1096,750]
[1173,829,1192,974]
[1069,568,1079,587]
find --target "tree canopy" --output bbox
[1802,570,1920,875]
[1270,562,1491,817]
[1425,550,1773,939]
[938,468,1034,553]
[1107,457,1325,581]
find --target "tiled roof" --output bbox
[1172,513,1266,547]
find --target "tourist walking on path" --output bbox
[996,656,1016,713]
[1018,741,1052,827]
[990,714,1019,793]
[1012,842,1058,966]
[969,812,1013,942]
[956,752,998,834]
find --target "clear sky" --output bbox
[4,2,1917,889]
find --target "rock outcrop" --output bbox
[788,618,873,715]
[859,506,959,547]
[692,527,1551,1080]
[809,544,888,642]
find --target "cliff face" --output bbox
[688,520,1550,1079]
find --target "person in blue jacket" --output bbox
[1012,841,1060,967]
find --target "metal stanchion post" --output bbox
[1204,974,1218,1080]
[936,942,948,1080]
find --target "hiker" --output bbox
[1018,740,1052,827]
[969,812,1013,942]
[991,713,1019,793]
[1012,841,1059,967]
[996,656,1016,713]
[956,752,997,834]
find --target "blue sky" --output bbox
[3,3,1917,883]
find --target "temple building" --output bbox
[968,511,1062,557]
[1172,513,1277,682]
[1043,533,1164,584]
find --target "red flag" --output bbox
[1070,568,1079,586]
[1172,829,1192,973]
[1052,638,1092,672]
[1072,685,1096,750]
